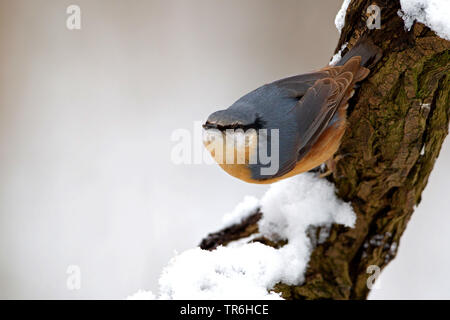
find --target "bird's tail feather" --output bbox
[335,37,382,69]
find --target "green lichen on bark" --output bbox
[200,0,449,300]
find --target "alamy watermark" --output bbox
[66,265,81,290]
[171,121,280,176]
[366,4,381,30]
[366,264,381,290]
[66,5,81,30]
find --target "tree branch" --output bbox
[200,0,449,299]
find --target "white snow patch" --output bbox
[221,195,259,228]
[131,173,356,299]
[421,103,431,110]
[398,0,450,40]
[157,244,284,299]
[335,0,351,33]
[318,226,332,244]
[329,43,348,66]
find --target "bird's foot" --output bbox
[319,154,346,178]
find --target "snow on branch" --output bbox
[329,42,348,66]
[400,0,450,40]
[335,0,450,40]
[129,173,355,300]
[335,0,352,34]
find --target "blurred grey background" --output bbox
[0,0,448,299]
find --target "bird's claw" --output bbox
[319,154,347,178]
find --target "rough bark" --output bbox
[200,0,449,299]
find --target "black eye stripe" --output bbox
[203,116,265,131]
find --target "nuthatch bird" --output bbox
[203,39,381,184]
